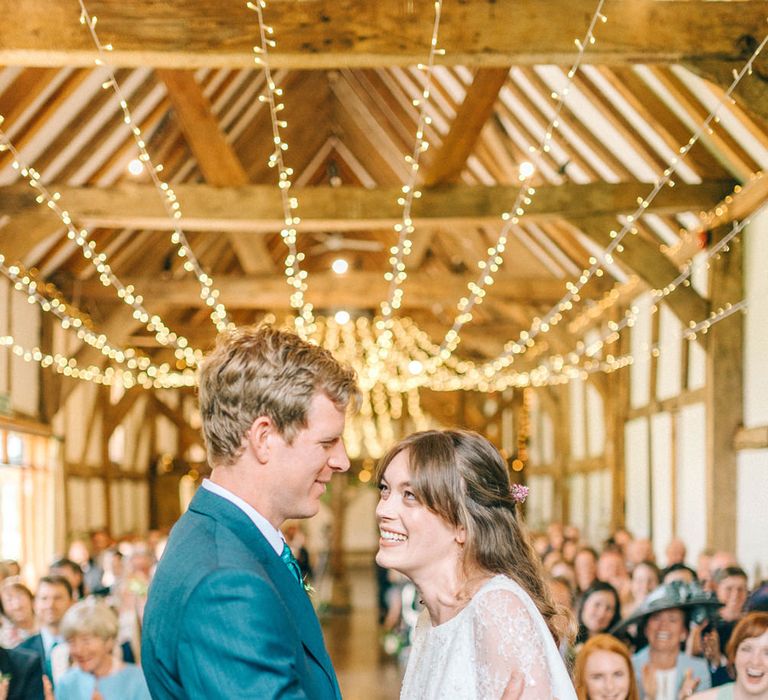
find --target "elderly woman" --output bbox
[375,429,577,699]
[55,599,149,700]
[691,611,768,699]
[574,633,640,700]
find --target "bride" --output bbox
[376,429,577,700]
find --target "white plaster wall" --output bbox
[541,411,555,465]
[737,450,768,584]
[675,403,707,561]
[630,293,653,409]
[585,470,610,544]
[87,477,107,530]
[625,417,650,537]
[84,412,103,465]
[569,378,586,460]
[657,307,682,401]
[0,278,9,394]
[64,382,98,463]
[10,291,40,417]
[122,395,148,470]
[569,473,586,530]
[67,477,89,535]
[744,208,768,427]
[650,412,674,561]
[586,383,605,457]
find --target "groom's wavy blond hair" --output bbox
[199,325,359,467]
[375,429,575,645]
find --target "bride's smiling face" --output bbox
[375,450,464,579]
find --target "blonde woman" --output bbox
[376,429,576,699]
[54,599,149,700]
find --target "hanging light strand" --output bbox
[0,259,176,373]
[78,0,232,334]
[245,0,314,338]
[0,126,202,367]
[379,0,444,336]
[475,25,768,377]
[423,0,608,375]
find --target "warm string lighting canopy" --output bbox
[78,0,232,335]
[0,260,168,374]
[422,0,609,375]
[473,24,768,378]
[0,125,202,368]
[245,0,315,339]
[378,0,444,349]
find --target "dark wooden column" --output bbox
[705,227,744,552]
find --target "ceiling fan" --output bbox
[309,232,384,254]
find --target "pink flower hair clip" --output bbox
[510,483,529,504]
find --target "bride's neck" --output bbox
[412,563,490,626]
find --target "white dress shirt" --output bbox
[201,478,284,554]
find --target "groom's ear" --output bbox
[248,415,274,463]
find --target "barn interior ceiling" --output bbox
[0,0,767,411]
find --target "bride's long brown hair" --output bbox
[375,429,575,645]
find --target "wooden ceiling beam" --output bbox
[3,1,766,69]
[66,271,590,309]
[156,68,273,274]
[0,181,734,246]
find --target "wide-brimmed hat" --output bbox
[610,580,722,635]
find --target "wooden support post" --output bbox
[327,471,350,612]
[705,227,744,552]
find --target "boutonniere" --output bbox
[302,576,314,595]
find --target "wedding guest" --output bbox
[575,633,640,700]
[0,581,37,648]
[575,547,600,598]
[55,599,150,700]
[625,562,662,619]
[575,581,622,648]
[691,611,768,700]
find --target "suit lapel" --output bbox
[189,488,339,695]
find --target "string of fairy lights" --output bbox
[0,3,764,460]
[0,125,202,369]
[422,0,609,374]
[78,0,232,335]
[245,0,315,338]
[378,0,444,349]
[471,23,768,379]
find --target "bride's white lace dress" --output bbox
[400,575,576,700]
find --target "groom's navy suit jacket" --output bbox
[141,487,341,699]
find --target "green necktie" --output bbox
[280,542,303,586]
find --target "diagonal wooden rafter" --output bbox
[155,68,273,274]
[409,67,510,265]
[3,1,767,69]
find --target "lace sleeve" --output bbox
[471,587,554,700]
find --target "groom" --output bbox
[142,325,359,699]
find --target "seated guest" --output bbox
[691,611,768,699]
[665,539,688,569]
[574,633,640,700]
[575,581,623,650]
[713,567,749,655]
[67,540,103,597]
[48,561,84,602]
[625,562,662,619]
[55,599,150,700]
[613,581,721,699]
[628,539,656,570]
[598,548,632,609]
[17,576,74,686]
[663,564,698,586]
[0,645,44,700]
[0,581,37,648]
[575,547,600,597]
